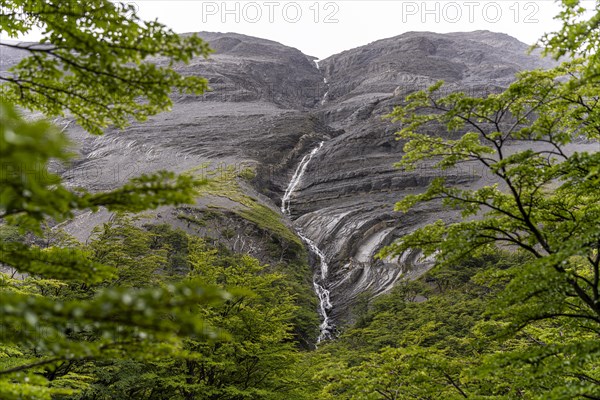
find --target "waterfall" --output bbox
[281,142,323,214]
[300,233,334,342]
[281,141,334,343]
[321,77,328,105]
[320,91,329,106]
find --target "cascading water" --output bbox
[321,77,329,106]
[281,142,323,214]
[300,233,334,342]
[281,141,334,343]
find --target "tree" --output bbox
[0,0,210,134]
[381,60,600,327]
[539,0,600,84]
[150,246,305,400]
[379,1,600,397]
[68,225,307,400]
[310,251,512,399]
[0,1,223,397]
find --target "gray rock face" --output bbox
[55,31,330,196]
[172,32,324,109]
[18,30,555,330]
[319,30,545,104]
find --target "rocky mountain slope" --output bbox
[12,30,557,334]
[284,31,554,325]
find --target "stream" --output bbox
[281,141,334,343]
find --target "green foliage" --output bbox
[0,211,318,399]
[168,248,303,399]
[0,2,219,397]
[67,224,309,400]
[235,202,303,251]
[144,223,193,273]
[0,241,115,283]
[238,167,257,181]
[539,0,600,84]
[311,255,488,399]
[381,61,600,337]
[0,94,221,400]
[315,5,600,395]
[1,101,75,233]
[174,203,318,347]
[200,164,304,252]
[370,2,600,396]
[308,252,600,399]
[87,216,183,287]
[0,0,319,396]
[0,0,211,135]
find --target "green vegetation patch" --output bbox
[188,164,303,250]
[235,202,303,248]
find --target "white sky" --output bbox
[10,1,596,59]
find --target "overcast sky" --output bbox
[11,1,594,59]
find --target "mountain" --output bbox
[282,30,554,325]
[34,30,555,335]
